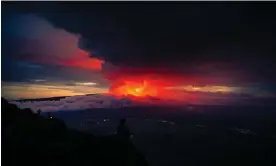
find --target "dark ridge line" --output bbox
[13,94,98,102]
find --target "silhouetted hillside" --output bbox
[2,98,148,166]
[14,96,68,102]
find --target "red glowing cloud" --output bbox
[27,48,104,70]
[12,14,104,70]
[56,49,104,70]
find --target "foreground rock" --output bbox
[2,98,148,166]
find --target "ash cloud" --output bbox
[3,2,276,96]
[73,3,276,87]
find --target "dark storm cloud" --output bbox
[2,2,276,87]
[2,9,107,88]
[2,58,44,82]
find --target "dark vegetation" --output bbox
[2,98,148,166]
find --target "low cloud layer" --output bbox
[10,91,276,112]
[10,95,132,112]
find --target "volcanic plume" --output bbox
[102,65,250,105]
[103,66,181,99]
[110,79,160,97]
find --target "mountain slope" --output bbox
[2,98,148,166]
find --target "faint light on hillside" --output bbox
[75,82,98,86]
[232,128,256,135]
[159,120,175,125]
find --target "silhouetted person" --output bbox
[37,109,41,116]
[47,112,53,119]
[116,118,131,141]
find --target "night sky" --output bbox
[2,2,276,105]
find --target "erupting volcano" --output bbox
[105,69,184,100]
[110,79,160,97]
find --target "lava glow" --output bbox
[110,80,159,97]
[106,70,240,104]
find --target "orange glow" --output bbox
[2,82,108,100]
[110,80,159,97]
[105,68,241,102]
[107,73,195,99]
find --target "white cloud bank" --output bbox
[10,95,135,112]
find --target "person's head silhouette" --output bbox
[120,118,126,125]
